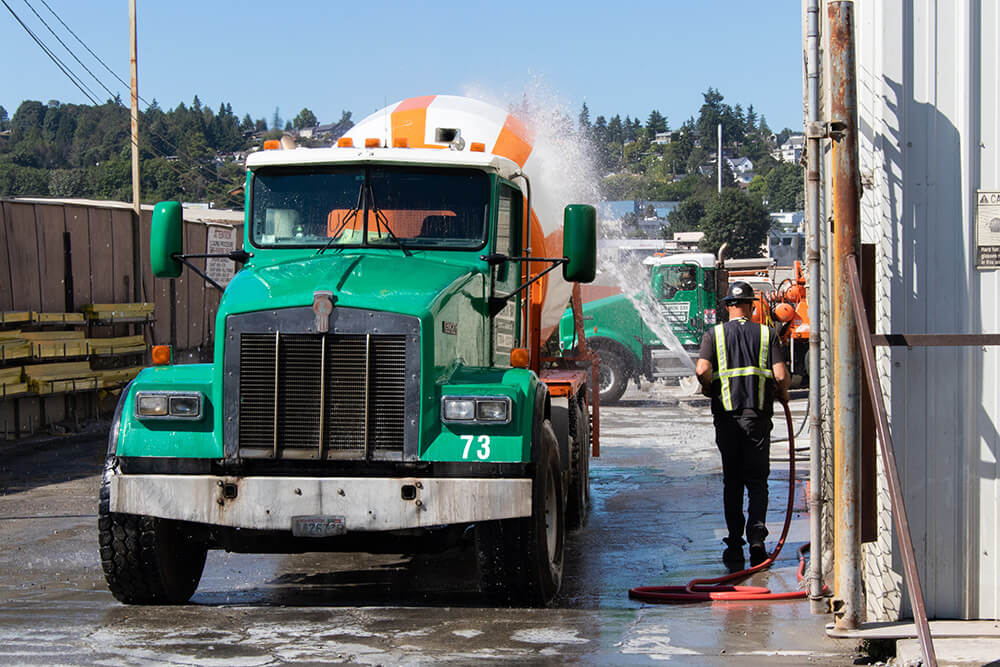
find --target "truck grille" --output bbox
[234,327,413,460]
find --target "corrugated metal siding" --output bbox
[853,0,999,620]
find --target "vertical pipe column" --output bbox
[805,0,826,614]
[828,0,862,631]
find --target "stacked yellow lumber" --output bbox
[83,303,155,324]
[0,330,31,362]
[96,365,144,388]
[0,312,31,326]
[24,362,99,394]
[88,335,146,356]
[22,331,89,359]
[31,312,85,325]
[0,366,27,399]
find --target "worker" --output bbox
[695,281,791,568]
[678,267,697,291]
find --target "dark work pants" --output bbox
[713,410,772,546]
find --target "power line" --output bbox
[26,0,214,177]
[22,0,118,102]
[37,0,150,106]
[32,1,240,186]
[2,0,99,105]
[6,0,244,194]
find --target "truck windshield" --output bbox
[250,166,490,250]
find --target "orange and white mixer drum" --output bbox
[346,95,573,337]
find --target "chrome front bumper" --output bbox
[109,472,532,531]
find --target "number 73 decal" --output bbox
[460,434,491,460]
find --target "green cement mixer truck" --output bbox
[98,95,598,607]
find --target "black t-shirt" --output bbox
[698,317,786,415]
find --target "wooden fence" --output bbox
[0,197,243,437]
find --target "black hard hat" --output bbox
[722,281,755,303]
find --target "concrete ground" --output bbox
[0,384,861,665]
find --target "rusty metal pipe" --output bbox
[804,0,826,614]
[846,260,937,667]
[828,0,862,631]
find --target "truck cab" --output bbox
[99,116,598,609]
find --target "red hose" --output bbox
[628,398,826,603]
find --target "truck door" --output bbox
[700,267,717,334]
[491,184,521,367]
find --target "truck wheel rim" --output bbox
[599,365,614,392]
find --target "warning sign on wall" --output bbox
[976,191,1000,269]
[205,225,237,287]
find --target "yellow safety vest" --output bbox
[713,321,774,411]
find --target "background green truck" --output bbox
[558,252,721,403]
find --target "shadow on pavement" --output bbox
[0,430,107,496]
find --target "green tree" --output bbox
[698,189,772,257]
[761,162,804,211]
[646,109,667,136]
[685,145,708,174]
[578,102,591,133]
[271,107,282,130]
[667,198,705,234]
[745,104,758,132]
[601,172,649,200]
[293,107,318,129]
[746,173,768,204]
[606,114,624,145]
[696,88,725,147]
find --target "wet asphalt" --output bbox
[0,385,860,665]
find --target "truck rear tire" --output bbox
[594,346,629,405]
[477,417,564,607]
[98,469,207,604]
[565,399,590,530]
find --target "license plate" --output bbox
[291,515,346,537]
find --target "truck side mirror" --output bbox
[562,204,596,283]
[151,201,184,278]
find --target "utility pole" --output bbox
[129,0,142,303]
[717,123,722,193]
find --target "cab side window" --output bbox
[496,185,522,281]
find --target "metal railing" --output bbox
[846,258,937,667]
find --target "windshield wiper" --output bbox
[318,180,364,255]
[365,181,410,256]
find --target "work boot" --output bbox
[749,541,768,567]
[722,537,745,570]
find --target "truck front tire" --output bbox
[98,469,207,604]
[477,417,564,607]
[594,345,629,405]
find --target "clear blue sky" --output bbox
[1,0,803,131]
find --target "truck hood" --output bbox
[220,252,483,318]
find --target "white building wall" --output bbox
[853,0,1000,621]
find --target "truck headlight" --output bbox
[442,398,476,421]
[136,394,168,416]
[442,396,511,424]
[135,391,203,419]
[476,399,509,422]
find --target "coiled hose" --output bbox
[628,399,826,603]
